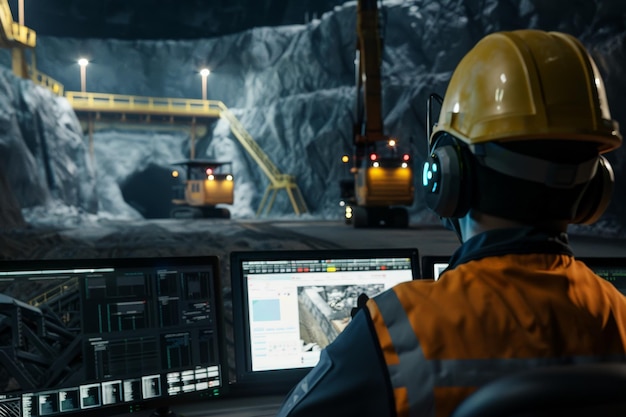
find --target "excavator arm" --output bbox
[354,0,385,147]
[342,0,414,228]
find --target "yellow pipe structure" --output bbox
[0,0,307,217]
[63,92,308,216]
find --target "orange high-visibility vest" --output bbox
[367,253,626,417]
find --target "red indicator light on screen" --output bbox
[403,154,410,161]
[370,154,377,161]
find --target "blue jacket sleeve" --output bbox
[275,309,394,417]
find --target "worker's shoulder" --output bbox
[384,266,484,306]
[385,277,451,303]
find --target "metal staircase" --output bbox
[220,107,308,216]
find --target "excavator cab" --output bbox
[340,138,413,227]
[170,159,234,219]
[354,139,413,208]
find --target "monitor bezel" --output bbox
[230,247,420,394]
[0,255,229,417]
[420,255,451,280]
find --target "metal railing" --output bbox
[65,91,224,118]
[0,0,35,48]
[221,108,308,215]
[29,277,79,308]
[31,69,64,95]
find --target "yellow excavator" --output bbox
[340,0,414,228]
[170,160,234,218]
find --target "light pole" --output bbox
[18,0,24,25]
[78,58,89,92]
[200,68,210,100]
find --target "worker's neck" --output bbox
[458,211,568,242]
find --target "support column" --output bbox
[11,48,29,79]
[88,114,94,162]
[190,117,196,160]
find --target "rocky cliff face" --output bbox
[1,0,625,236]
[0,68,97,229]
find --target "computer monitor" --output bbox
[420,256,626,294]
[580,257,626,295]
[0,256,228,417]
[421,255,450,280]
[230,248,420,393]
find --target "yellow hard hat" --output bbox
[432,30,622,153]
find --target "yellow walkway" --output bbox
[66,91,223,119]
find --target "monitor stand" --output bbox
[150,406,184,417]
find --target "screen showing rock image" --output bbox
[0,257,227,417]
[230,248,419,389]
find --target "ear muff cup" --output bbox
[573,155,615,224]
[423,138,472,218]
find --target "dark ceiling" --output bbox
[9,0,347,40]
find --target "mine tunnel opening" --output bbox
[121,163,178,219]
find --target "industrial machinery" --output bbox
[340,0,414,228]
[170,159,234,218]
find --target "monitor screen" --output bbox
[0,256,228,417]
[230,248,420,392]
[420,255,450,280]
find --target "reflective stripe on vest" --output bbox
[374,288,626,417]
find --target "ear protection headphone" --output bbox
[422,134,473,218]
[572,155,614,224]
[422,94,474,219]
[423,97,615,224]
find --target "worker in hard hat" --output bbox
[275,29,626,417]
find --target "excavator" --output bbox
[170,159,234,218]
[340,0,414,228]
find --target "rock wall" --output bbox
[0,68,97,228]
[0,0,625,235]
